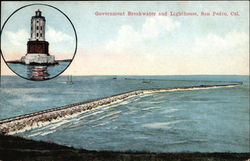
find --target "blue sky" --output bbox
[1,1,249,75]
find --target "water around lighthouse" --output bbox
[7,62,70,80]
[0,75,249,152]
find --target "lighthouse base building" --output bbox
[21,41,56,65]
[21,54,55,65]
[21,9,57,65]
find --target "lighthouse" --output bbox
[30,9,46,41]
[21,10,56,65]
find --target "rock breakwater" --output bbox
[0,83,242,135]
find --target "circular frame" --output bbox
[0,3,78,81]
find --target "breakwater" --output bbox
[0,83,242,135]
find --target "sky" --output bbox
[1,1,249,76]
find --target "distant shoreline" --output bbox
[6,59,72,65]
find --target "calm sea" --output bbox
[7,62,70,80]
[0,75,249,152]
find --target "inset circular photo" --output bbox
[1,4,77,81]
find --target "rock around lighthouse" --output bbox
[21,9,56,65]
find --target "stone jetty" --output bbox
[0,83,242,135]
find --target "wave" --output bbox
[139,100,166,105]
[66,111,121,129]
[87,111,122,124]
[118,101,130,105]
[40,130,56,136]
[141,106,158,111]
[139,93,154,97]
[27,131,43,138]
[91,120,111,128]
[0,83,241,135]
[75,110,104,121]
[48,119,72,130]
[101,102,125,110]
[166,139,208,145]
[163,108,184,114]
[142,120,191,129]
[61,111,105,129]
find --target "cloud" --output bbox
[192,31,249,56]
[45,26,75,57]
[85,17,248,75]
[4,26,74,46]
[46,26,73,43]
[142,16,180,39]
[106,16,180,54]
[184,31,249,75]
[5,29,29,46]
[2,16,248,76]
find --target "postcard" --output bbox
[0,1,249,161]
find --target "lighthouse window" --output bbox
[40,33,42,37]
[37,33,39,37]
[36,26,39,30]
[40,26,42,30]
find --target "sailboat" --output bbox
[67,75,73,84]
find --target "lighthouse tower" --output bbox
[21,10,56,65]
[30,9,46,41]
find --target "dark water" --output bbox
[7,62,70,80]
[0,75,249,152]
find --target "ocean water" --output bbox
[7,62,70,80]
[0,75,249,152]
